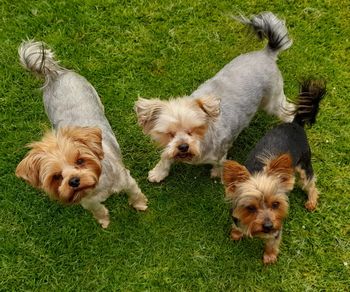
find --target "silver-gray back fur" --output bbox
[190,11,294,165]
[19,41,122,161]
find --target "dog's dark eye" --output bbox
[168,132,175,138]
[246,205,257,213]
[186,130,192,136]
[76,158,85,165]
[272,202,280,209]
[52,174,63,181]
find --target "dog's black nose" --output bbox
[263,220,273,233]
[69,177,80,188]
[178,143,189,152]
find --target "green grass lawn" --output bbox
[1,0,349,290]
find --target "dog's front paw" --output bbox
[148,168,168,183]
[130,194,148,211]
[305,200,317,211]
[230,227,243,241]
[94,206,110,229]
[263,252,278,265]
[210,166,222,178]
[99,217,110,229]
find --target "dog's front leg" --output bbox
[80,199,110,228]
[148,157,173,183]
[230,225,244,241]
[263,232,282,264]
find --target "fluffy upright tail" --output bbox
[18,40,66,84]
[293,80,326,127]
[237,12,292,54]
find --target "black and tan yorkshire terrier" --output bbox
[222,80,326,264]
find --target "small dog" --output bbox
[135,12,296,182]
[16,41,148,228]
[222,80,326,264]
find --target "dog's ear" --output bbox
[59,127,104,160]
[266,153,295,191]
[195,95,221,120]
[223,160,250,198]
[16,146,44,188]
[134,98,164,134]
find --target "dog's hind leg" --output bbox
[123,170,148,211]
[261,78,296,122]
[262,91,295,122]
[295,165,319,211]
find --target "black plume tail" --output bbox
[293,79,326,127]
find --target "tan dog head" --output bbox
[135,95,220,161]
[223,154,295,238]
[16,127,104,204]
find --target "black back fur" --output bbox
[244,80,326,179]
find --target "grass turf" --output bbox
[1,0,349,290]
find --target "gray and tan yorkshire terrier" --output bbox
[16,41,148,228]
[135,12,296,183]
[223,80,326,264]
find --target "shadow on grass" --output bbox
[227,111,279,163]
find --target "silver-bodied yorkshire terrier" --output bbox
[135,12,296,182]
[16,41,148,228]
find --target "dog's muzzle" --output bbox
[178,143,189,153]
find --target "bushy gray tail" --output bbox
[293,80,326,127]
[18,40,66,85]
[237,12,292,54]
